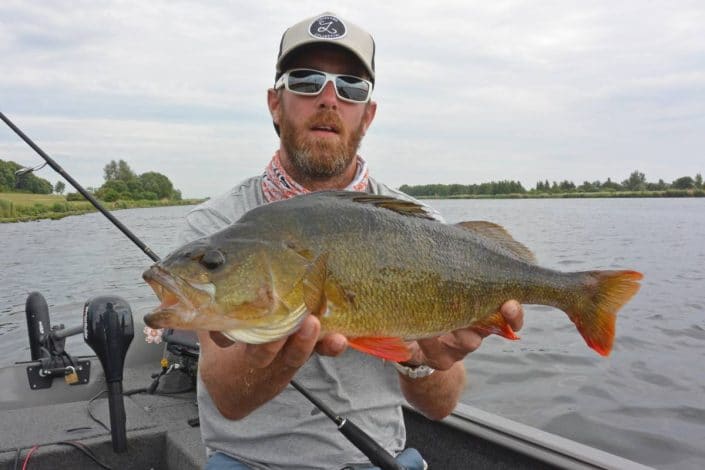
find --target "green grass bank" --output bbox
[0,192,204,223]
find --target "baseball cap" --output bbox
[276,12,375,83]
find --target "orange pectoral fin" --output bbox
[469,311,520,340]
[347,337,413,362]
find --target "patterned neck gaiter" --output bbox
[261,150,369,202]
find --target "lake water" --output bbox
[1,198,704,469]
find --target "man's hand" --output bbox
[199,315,349,420]
[397,300,524,420]
[404,300,524,370]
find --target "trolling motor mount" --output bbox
[24,292,92,389]
[83,295,134,453]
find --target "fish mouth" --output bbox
[142,265,218,329]
[142,265,280,334]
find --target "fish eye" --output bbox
[199,250,225,271]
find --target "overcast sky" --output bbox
[1,1,703,198]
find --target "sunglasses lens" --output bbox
[287,70,326,94]
[335,76,370,102]
[283,70,370,102]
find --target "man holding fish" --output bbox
[153,12,543,470]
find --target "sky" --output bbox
[1,0,703,198]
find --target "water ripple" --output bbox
[543,411,705,468]
[661,325,705,340]
[577,384,616,401]
[486,368,557,385]
[614,405,705,425]
[617,335,657,350]
[634,371,687,389]
[525,352,598,366]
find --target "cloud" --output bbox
[1,0,703,197]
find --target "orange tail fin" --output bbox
[566,270,643,356]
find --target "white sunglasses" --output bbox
[275,68,373,103]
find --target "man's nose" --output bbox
[317,81,338,108]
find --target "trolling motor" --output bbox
[25,292,91,389]
[83,296,134,453]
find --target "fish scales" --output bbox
[277,201,552,336]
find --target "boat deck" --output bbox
[0,337,653,469]
[0,354,204,469]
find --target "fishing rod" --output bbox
[290,381,403,470]
[0,111,404,470]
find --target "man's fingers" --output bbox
[245,337,288,368]
[415,328,484,370]
[235,315,327,369]
[500,300,524,331]
[281,316,321,368]
[315,334,348,357]
[393,304,523,372]
[448,328,483,353]
[416,336,463,370]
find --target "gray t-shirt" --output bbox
[177,175,442,470]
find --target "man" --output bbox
[177,12,523,470]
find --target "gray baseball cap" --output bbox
[276,12,375,82]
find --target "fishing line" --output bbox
[1,111,404,470]
[15,161,47,176]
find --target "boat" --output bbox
[0,292,653,470]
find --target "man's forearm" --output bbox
[197,331,298,420]
[399,362,466,420]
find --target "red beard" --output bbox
[279,107,365,179]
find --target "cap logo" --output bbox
[309,15,347,40]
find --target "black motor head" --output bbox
[83,296,134,383]
[25,291,51,361]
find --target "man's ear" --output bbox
[362,100,377,134]
[267,88,281,125]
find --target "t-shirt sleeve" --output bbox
[175,207,233,246]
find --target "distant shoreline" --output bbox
[414,189,705,199]
[4,189,703,223]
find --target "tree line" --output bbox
[400,171,704,197]
[400,180,527,197]
[95,159,181,202]
[1,158,182,201]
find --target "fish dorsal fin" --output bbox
[455,221,537,264]
[329,191,437,220]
